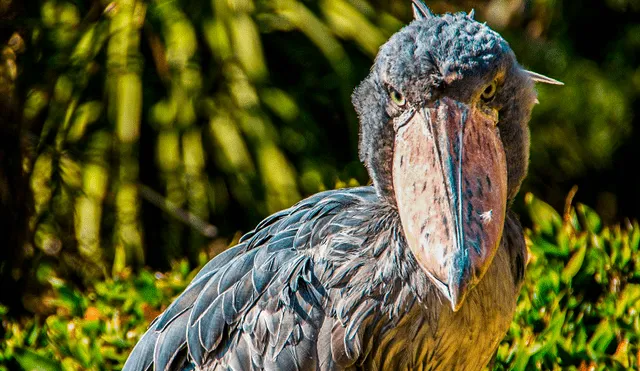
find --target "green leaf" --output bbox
[14,349,62,371]
[562,245,587,283]
[630,222,640,252]
[577,203,602,234]
[511,342,533,371]
[587,320,616,355]
[525,193,562,237]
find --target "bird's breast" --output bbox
[360,240,520,371]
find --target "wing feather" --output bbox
[121,327,157,371]
[123,187,379,370]
[153,309,189,371]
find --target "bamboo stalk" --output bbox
[108,0,145,273]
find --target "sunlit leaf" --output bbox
[561,244,587,283]
[525,193,562,237]
[14,349,62,371]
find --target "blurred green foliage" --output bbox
[2,197,639,370]
[1,0,404,288]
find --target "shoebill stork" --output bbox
[124,1,562,370]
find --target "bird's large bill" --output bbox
[392,97,508,311]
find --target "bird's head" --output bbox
[353,0,561,311]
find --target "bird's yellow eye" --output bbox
[390,88,406,107]
[481,81,497,101]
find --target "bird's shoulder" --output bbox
[123,186,384,371]
[238,185,379,253]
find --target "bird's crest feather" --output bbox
[411,0,434,20]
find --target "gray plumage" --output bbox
[125,188,525,370]
[123,1,551,370]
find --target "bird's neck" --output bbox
[362,124,399,203]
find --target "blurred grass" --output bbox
[2,196,639,370]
